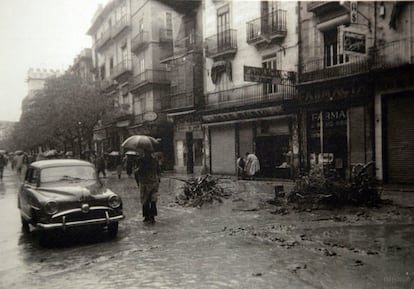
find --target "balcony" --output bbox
[131,31,150,53]
[246,10,287,46]
[165,91,195,111]
[307,1,348,15]
[95,29,112,51]
[175,32,202,54]
[129,69,170,91]
[205,83,295,110]
[111,58,132,79]
[300,55,370,83]
[159,28,173,43]
[372,38,414,70]
[112,16,130,38]
[300,38,414,83]
[205,29,237,60]
[99,78,116,91]
[114,104,133,121]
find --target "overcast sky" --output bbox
[0,0,107,122]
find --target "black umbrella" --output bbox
[121,135,159,152]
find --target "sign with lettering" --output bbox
[310,110,347,131]
[343,31,366,54]
[299,81,372,104]
[350,1,358,24]
[244,66,296,84]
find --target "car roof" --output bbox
[30,159,94,169]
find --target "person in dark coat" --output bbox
[0,153,6,180]
[95,154,106,178]
[134,149,160,224]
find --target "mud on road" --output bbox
[1,171,413,289]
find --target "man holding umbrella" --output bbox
[122,135,160,224]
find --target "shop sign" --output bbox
[116,120,130,127]
[244,66,296,84]
[299,82,371,104]
[143,111,158,122]
[310,110,347,130]
[343,31,366,54]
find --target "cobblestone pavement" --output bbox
[0,168,413,289]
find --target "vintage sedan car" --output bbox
[18,159,124,243]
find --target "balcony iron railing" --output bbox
[246,10,287,44]
[205,83,295,109]
[300,38,414,83]
[99,78,115,91]
[129,69,170,90]
[112,15,130,38]
[131,31,150,52]
[111,58,132,79]
[166,91,194,110]
[205,29,237,59]
[175,32,202,53]
[159,28,173,42]
[95,29,112,50]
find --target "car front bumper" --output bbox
[36,206,125,230]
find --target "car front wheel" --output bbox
[21,216,30,233]
[107,222,118,239]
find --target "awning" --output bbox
[316,14,349,31]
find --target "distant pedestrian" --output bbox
[95,154,106,178]
[134,149,160,224]
[15,153,24,175]
[245,152,260,180]
[0,153,6,180]
[116,156,123,179]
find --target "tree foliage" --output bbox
[8,73,113,152]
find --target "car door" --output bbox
[19,167,40,220]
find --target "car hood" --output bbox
[35,183,110,200]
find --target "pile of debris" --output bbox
[175,175,231,207]
[273,163,382,210]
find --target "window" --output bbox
[109,57,114,74]
[324,28,349,67]
[217,5,230,49]
[262,54,278,94]
[261,1,279,33]
[166,12,172,29]
[100,65,105,80]
[121,45,128,68]
[134,96,143,115]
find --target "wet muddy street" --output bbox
[0,167,413,289]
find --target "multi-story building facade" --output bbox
[159,0,204,174]
[298,1,414,183]
[87,0,178,168]
[69,48,94,82]
[201,0,299,178]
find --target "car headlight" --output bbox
[108,195,121,209]
[45,201,58,215]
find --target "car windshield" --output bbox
[40,166,97,184]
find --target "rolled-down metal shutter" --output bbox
[385,95,414,184]
[210,126,236,175]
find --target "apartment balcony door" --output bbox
[217,5,230,50]
[262,55,278,95]
[261,1,278,34]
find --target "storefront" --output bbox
[298,76,374,179]
[203,106,298,178]
[376,67,414,184]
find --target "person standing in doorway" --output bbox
[245,152,260,180]
[236,154,246,180]
[134,149,160,224]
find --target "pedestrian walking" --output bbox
[115,156,123,179]
[0,153,6,181]
[15,153,24,175]
[95,154,106,178]
[245,152,260,180]
[134,149,160,224]
[236,154,246,180]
